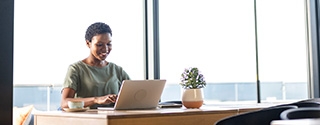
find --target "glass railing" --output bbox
[13,82,307,111]
[160,82,307,104]
[13,84,62,111]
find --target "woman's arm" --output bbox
[60,88,95,108]
[60,88,117,108]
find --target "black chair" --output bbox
[280,107,320,120]
[215,105,297,125]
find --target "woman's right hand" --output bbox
[95,94,117,104]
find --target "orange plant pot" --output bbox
[182,88,204,109]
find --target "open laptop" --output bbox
[98,79,166,110]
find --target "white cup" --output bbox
[67,101,84,109]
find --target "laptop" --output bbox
[98,79,166,110]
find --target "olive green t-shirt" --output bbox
[63,61,130,108]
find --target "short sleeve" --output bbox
[63,64,79,91]
[113,63,130,81]
[121,69,130,81]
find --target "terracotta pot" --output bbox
[182,88,203,108]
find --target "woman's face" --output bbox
[87,33,112,61]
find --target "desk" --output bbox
[34,104,271,125]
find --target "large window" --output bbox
[257,0,308,101]
[159,0,308,103]
[14,0,145,110]
[13,0,310,111]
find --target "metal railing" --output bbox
[13,84,62,111]
[13,82,307,111]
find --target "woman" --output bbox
[60,22,130,109]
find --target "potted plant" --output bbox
[180,67,206,108]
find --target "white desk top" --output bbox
[271,118,320,125]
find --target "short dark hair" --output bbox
[85,22,112,42]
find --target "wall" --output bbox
[0,0,14,124]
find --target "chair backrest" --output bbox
[215,105,297,125]
[280,107,320,120]
[259,100,320,116]
[268,101,320,109]
[293,101,320,107]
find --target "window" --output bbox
[14,0,145,110]
[13,0,310,110]
[159,0,308,103]
[257,0,308,101]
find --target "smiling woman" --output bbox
[60,22,131,109]
[13,0,145,110]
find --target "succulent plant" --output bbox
[180,67,206,89]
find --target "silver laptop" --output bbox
[98,79,166,110]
